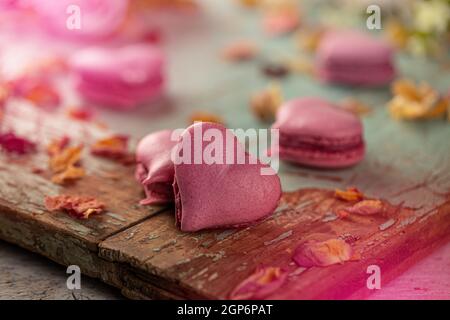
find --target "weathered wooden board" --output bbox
[0,0,449,299]
[98,189,450,299]
[0,102,163,279]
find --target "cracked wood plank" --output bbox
[99,189,450,299]
[0,103,164,278]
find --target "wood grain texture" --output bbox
[0,103,164,276]
[99,189,450,299]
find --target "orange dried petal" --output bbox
[250,84,283,122]
[49,145,83,173]
[222,40,259,62]
[91,135,129,159]
[229,266,287,300]
[293,239,352,267]
[345,199,384,216]
[46,136,71,156]
[45,195,104,219]
[51,165,85,185]
[334,187,364,201]
[189,111,224,125]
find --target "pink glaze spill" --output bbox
[316,30,395,86]
[69,44,165,110]
[272,97,365,168]
[173,122,281,232]
[135,130,177,205]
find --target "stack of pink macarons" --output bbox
[316,30,396,86]
[69,44,165,110]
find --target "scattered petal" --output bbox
[189,111,224,125]
[345,199,384,216]
[49,145,83,173]
[222,40,259,62]
[263,10,300,36]
[334,187,364,202]
[229,266,287,300]
[51,165,85,185]
[339,98,372,116]
[293,239,352,268]
[388,79,449,121]
[46,136,71,156]
[66,107,94,122]
[91,135,129,160]
[44,195,105,219]
[250,84,283,122]
[0,132,36,155]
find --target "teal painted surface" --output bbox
[100,1,450,214]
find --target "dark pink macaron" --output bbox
[272,97,365,168]
[316,30,395,86]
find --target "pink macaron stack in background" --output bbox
[69,43,165,110]
[272,97,365,169]
[316,30,395,86]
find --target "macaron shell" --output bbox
[174,122,281,232]
[273,97,363,140]
[277,143,365,168]
[135,130,178,205]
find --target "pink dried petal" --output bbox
[293,239,352,267]
[0,131,36,155]
[229,266,287,300]
[345,200,384,216]
[45,195,105,219]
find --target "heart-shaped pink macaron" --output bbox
[173,122,281,232]
[70,44,164,109]
[135,130,178,205]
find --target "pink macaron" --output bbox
[272,97,365,168]
[135,130,177,205]
[316,30,395,86]
[173,122,281,232]
[69,43,165,110]
[30,0,129,40]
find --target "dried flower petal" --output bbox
[334,187,364,202]
[222,40,259,62]
[344,200,384,216]
[91,135,129,160]
[263,10,300,36]
[229,266,287,300]
[295,28,324,52]
[9,76,60,110]
[0,132,36,155]
[340,98,372,116]
[46,136,71,156]
[66,107,94,122]
[250,84,283,122]
[293,239,352,268]
[49,145,83,173]
[189,111,224,125]
[51,165,85,185]
[45,195,105,219]
[388,79,449,120]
